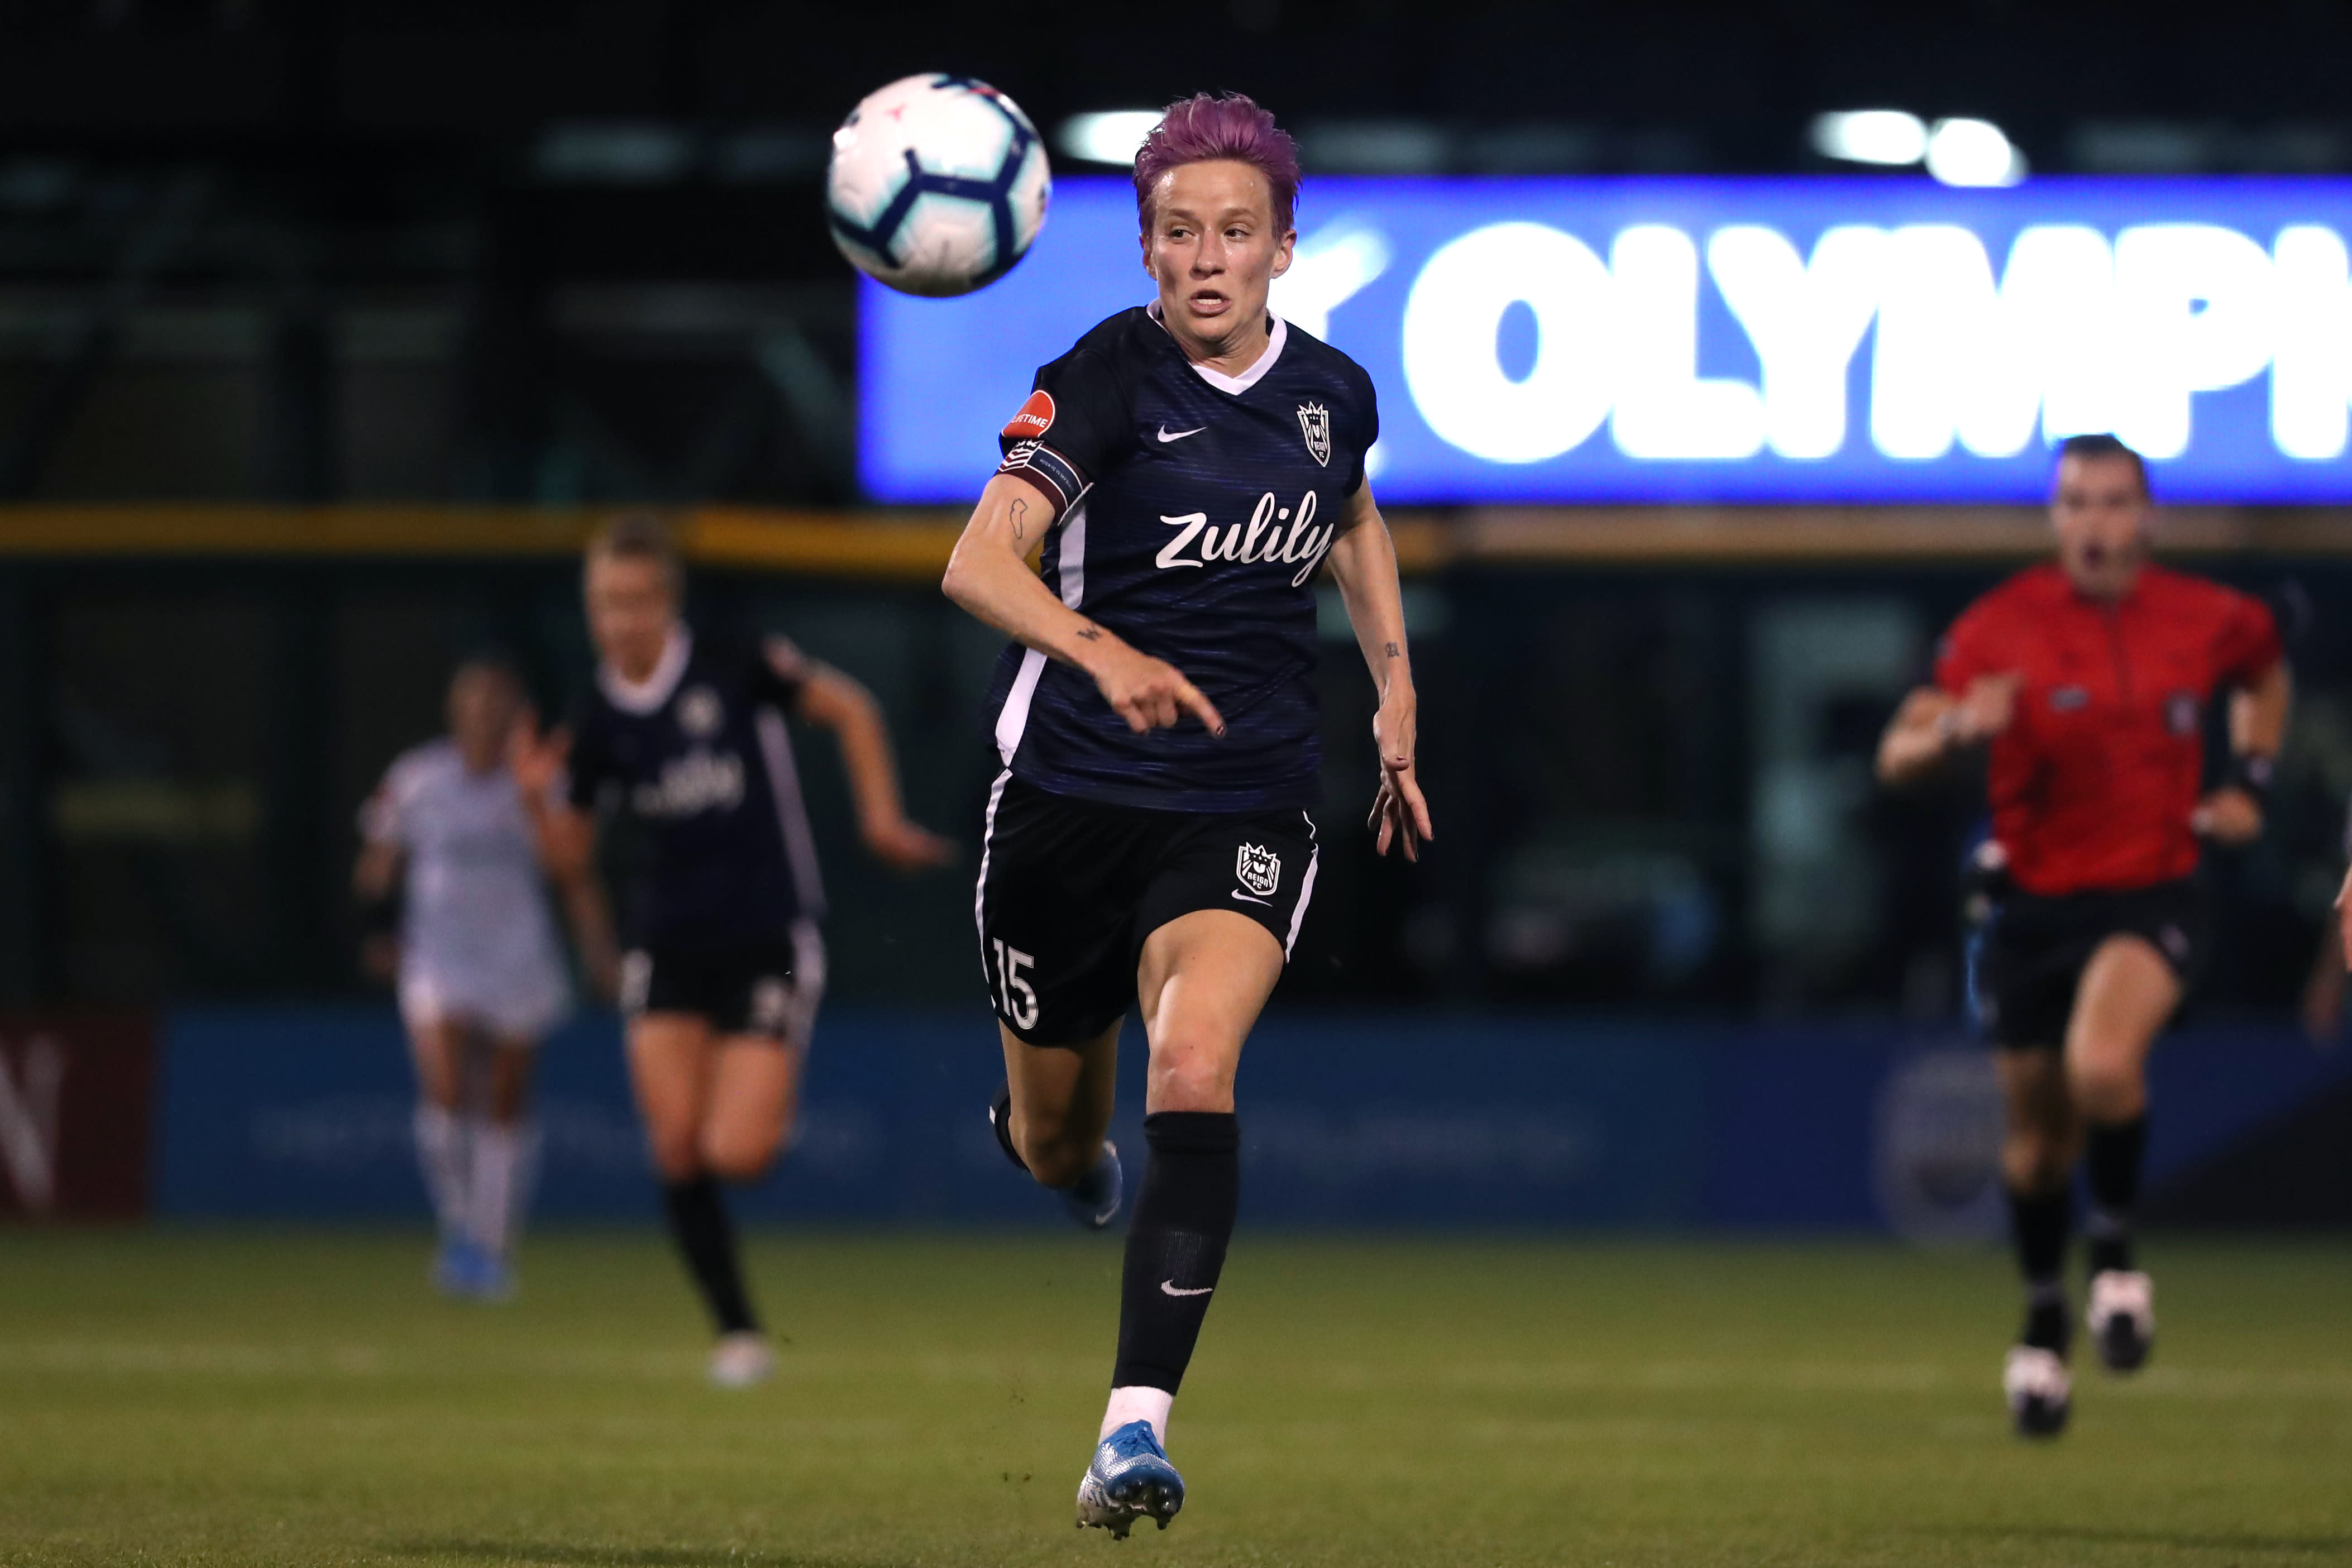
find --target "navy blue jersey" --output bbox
[567,629,825,945]
[986,305,1379,813]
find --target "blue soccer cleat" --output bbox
[431,1237,485,1298]
[1063,1140,1123,1231]
[1075,1419,1184,1538]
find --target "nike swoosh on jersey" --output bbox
[1230,891,1273,906]
[1156,425,1206,442]
[1160,1280,1213,1297]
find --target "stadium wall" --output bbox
[117,1007,2352,1234]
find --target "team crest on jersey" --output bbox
[1236,843,1282,898]
[2164,691,2200,735]
[1296,401,1331,467]
[677,685,725,739]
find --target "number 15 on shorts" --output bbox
[990,938,1039,1030]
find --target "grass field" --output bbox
[2,1231,2348,1567]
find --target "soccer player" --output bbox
[356,656,602,1299]
[1877,434,2290,1437]
[510,515,953,1387]
[942,93,1431,1534]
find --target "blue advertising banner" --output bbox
[861,176,2352,504]
[150,1007,2352,1232]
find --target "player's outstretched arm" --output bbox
[791,659,957,872]
[1877,674,2020,787]
[943,473,1225,738]
[1326,482,1431,860]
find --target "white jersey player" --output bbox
[355,657,609,1299]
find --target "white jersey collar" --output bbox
[598,625,692,716]
[1148,302,1288,395]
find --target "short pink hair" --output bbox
[1132,93,1301,237]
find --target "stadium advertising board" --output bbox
[861,177,2352,504]
[0,1013,155,1220]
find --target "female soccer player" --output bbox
[1878,434,2289,1437]
[357,656,604,1299]
[943,93,1432,1534]
[512,515,953,1387]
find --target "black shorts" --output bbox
[619,920,825,1044]
[1967,878,2205,1049]
[974,773,1320,1046]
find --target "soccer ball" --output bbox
[826,74,1052,298]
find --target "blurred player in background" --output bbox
[356,655,609,1299]
[1878,434,2289,1437]
[944,94,1431,1535]
[511,515,953,1388]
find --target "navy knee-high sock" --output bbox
[663,1174,758,1336]
[1111,1112,1240,1393]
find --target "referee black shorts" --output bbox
[1966,878,2206,1050]
[974,773,1320,1048]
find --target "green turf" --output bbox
[1,1231,2348,1566]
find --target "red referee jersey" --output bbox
[1935,562,2282,897]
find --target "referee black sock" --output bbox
[663,1174,759,1337]
[1111,1111,1240,1394]
[2084,1115,2148,1276]
[2007,1183,2073,1354]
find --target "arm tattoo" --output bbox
[1384,642,1401,658]
[1074,624,1103,642]
[1009,497,1027,542]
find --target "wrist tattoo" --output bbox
[1384,642,1401,658]
[1074,624,1102,642]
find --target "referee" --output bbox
[1878,434,2290,1437]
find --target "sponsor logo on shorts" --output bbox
[1236,843,1282,899]
[749,977,792,1036]
[619,951,652,1015]
[1001,389,1055,440]
[677,685,724,739]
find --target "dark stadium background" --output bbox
[6,0,2352,1015]
[0,0,2348,1233]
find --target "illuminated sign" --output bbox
[859,177,2352,503]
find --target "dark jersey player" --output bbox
[513,515,952,1388]
[1878,434,2290,1437]
[941,93,1431,1537]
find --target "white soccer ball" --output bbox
[826,74,1052,298]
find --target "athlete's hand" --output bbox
[1368,686,1433,861]
[1088,640,1226,737]
[507,715,571,799]
[1948,673,2022,747]
[2191,786,2263,845]
[863,816,958,872]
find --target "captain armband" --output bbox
[996,440,1087,522]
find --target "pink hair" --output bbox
[1132,92,1301,236]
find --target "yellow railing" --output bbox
[2,504,2349,575]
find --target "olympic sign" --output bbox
[858,177,2352,503]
